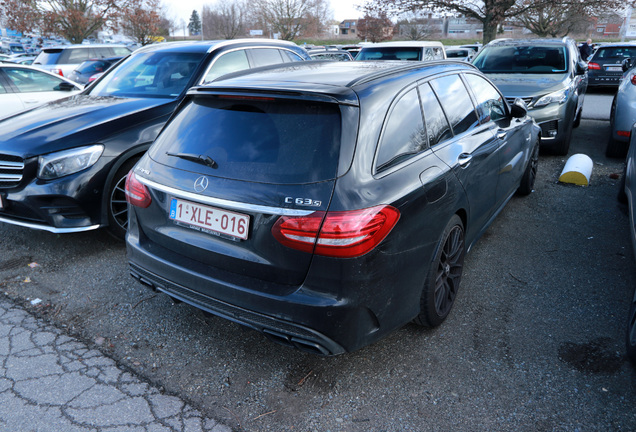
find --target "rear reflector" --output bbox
[618,130,631,138]
[272,205,400,258]
[125,171,152,208]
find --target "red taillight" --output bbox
[125,171,152,208]
[51,68,63,76]
[631,74,636,86]
[618,130,631,138]
[587,62,600,70]
[272,205,400,258]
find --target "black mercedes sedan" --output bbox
[0,39,310,239]
[126,61,541,355]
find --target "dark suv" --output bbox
[126,61,540,355]
[0,40,310,239]
[472,38,588,155]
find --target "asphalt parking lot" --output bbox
[1,88,635,431]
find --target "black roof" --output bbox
[190,60,478,105]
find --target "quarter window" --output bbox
[376,88,427,171]
[430,74,478,136]
[463,73,507,123]
[4,67,65,92]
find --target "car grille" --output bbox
[0,154,24,188]
[505,97,533,106]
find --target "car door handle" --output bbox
[458,153,472,167]
[23,99,39,104]
[497,131,507,140]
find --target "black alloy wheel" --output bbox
[627,299,636,365]
[517,140,539,196]
[107,158,138,240]
[415,215,466,327]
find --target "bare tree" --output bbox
[363,0,635,44]
[358,12,393,42]
[395,12,439,40]
[120,0,162,45]
[202,0,246,39]
[0,0,41,34]
[251,0,332,40]
[515,0,611,38]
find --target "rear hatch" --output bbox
[136,92,352,289]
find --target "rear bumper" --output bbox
[129,262,346,355]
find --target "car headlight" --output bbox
[38,145,104,180]
[533,88,570,108]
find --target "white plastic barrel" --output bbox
[559,153,593,186]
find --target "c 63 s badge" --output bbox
[285,197,322,207]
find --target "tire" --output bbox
[606,96,628,159]
[517,139,539,196]
[414,215,466,327]
[551,118,573,156]
[606,136,629,159]
[618,166,627,204]
[627,299,636,366]
[106,158,139,240]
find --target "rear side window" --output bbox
[430,74,478,136]
[4,67,66,92]
[149,97,342,184]
[282,50,304,62]
[375,88,427,171]
[63,48,92,63]
[112,47,132,56]
[249,48,284,67]
[419,83,452,146]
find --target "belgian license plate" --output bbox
[169,198,249,240]
[606,66,622,72]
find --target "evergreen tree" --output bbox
[188,10,202,35]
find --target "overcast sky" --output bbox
[163,0,363,25]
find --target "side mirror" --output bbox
[623,58,633,72]
[55,81,78,92]
[510,98,527,119]
[575,60,588,75]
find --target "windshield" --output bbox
[357,47,423,61]
[473,45,568,73]
[88,51,204,98]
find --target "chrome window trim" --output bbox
[138,176,314,216]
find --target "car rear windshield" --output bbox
[33,49,63,65]
[474,45,568,73]
[149,96,342,184]
[593,46,636,60]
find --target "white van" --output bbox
[355,41,446,61]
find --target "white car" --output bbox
[0,63,82,119]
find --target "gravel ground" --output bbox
[0,92,635,431]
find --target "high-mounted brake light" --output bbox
[217,95,276,101]
[125,171,152,208]
[587,62,600,70]
[272,205,400,258]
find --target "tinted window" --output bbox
[594,46,636,60]
[77,60,111,74]
[33,49,62,65]
[65,48,91,63]
[376,88,426,171]
[89,52,204,98]
[430,75,478,136]
[203,50,249,82]
[419,83,452,146]
[357,47,421,61]
[281,50,304,62]
[94,47,114,58]
[463,73,506,123]
[4,67,65,92]
[474,45,567,73]
[249,48,284,68]
[149,97,342,184]
[113,47,132,56]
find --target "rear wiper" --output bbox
[166,152,218,168]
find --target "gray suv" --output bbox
[32,44,133,78]
[472,38,588,155]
